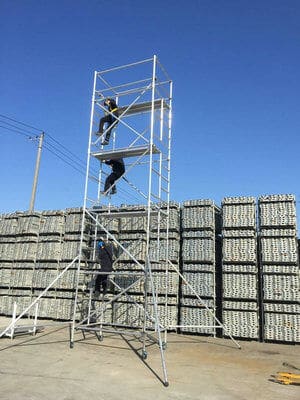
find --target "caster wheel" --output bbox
[99,335,103,342]
[142,351,147,360]
[162,342,167,350]
[70,342,74,349]
[164,382,169,387]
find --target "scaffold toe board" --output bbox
[92,144,160,161]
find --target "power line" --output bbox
[0,113,42,132]
[0,125,32,138]
[46,132,88,169]
[44,139,88,172]
[43,142,87,177]
[0,113,141,203]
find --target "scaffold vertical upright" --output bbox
[70,56,172,386]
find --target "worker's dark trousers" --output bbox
[95,274,109,294]
[104,172,122,193]
[98,112,119,143]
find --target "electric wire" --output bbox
[0,113,143,203]
[0,114,42,132]
[0,124,32,138]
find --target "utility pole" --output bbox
[29,132,44,212]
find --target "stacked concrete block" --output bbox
[222,197,259,340]
[112,203,180,329]
[180,199,221,335]
[259,194,300,343]
[0,209,87,321]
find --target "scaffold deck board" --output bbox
[92,144,160,161]
[117,100,169,116]
[89,209,161,218]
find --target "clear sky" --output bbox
[1,0,300,217]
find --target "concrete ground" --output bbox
[0,317,299,400]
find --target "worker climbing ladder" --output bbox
[69,56,173,386]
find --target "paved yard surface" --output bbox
[0,318,299,400]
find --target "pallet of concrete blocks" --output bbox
[14,240,38,261]
[16,212,41,236]
[179,304,216,334]
[260,237,298,263]
[62,240,82,261]
[263,273,300,302]
[222,303,259,339]
[260,228,297,237]
[89,299,112,324]
[97,212,119,234]
[113,273,144,293]
[36,241,62,261]
[151,272,179,296]
[118,205,146,232]
[55,298,75,320]
[182,238,215,263]
[222,264,258,273]
[39,210,65,235]
[222,237,257,263]
[222,197,256,229]
[116,293,178,306]
[10,269,33,288]
[56,267,79,290]
[0,213,18,236]
[182,263,215,272]
[112,301,143,328]
[0,266,12,287]
[223,273,257,300]
[151,203,180,232]
[258,194,296,228]
[182,230,215,239]
[0,243,16,261]
[222,229,256,238]
[149,238,180,263]
[32,269,59,289]
[182,199,220,230]
[263,311,300,342]
[117,237,147,262]
[146,303,178,329]
[113,261,144,272]
[0,295,31,317]
[119,215,146,232]
[36,297,58,319]
[181,271,214,298]
[65,207,87,233]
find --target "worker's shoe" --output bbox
[111,187,117,194]
[101,139,109,145]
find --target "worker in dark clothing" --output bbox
[102,158,125,195]
[96,98,119,145]
[95,238,113,297]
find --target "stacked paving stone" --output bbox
[221,197,259,339]
[258,194,300,342]
[179,199,221,335]
[112,203,180,329]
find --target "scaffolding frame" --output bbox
[0,57,241,386]
[70,56,172,386]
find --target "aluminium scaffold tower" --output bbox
[0,56,240,385]
[70,56,172,386]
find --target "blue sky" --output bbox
[0,0,300,216]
